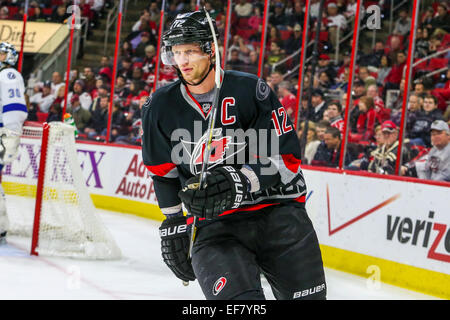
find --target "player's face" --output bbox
[0,52,6,62]
[172,43,210,84]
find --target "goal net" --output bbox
[2,122,122,259]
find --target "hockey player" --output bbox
[141,11,326,300]
[0,42,28,243]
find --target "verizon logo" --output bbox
[387,211,450,263]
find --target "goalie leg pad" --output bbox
[0,128,21,165]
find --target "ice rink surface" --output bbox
[0,208,440,300]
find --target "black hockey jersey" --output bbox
[142,70,307,225]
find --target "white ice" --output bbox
[0,208,440,300]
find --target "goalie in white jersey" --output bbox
[0,42,28,243]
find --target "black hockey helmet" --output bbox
[161,11,219,66]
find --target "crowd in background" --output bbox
[4,0,449,181]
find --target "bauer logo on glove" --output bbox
[178,166,249,220]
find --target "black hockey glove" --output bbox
[159,215,196,282]
[178,166,249,220]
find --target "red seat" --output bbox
[280,30,293,41]
[42,8,53,16]
[7,6,19,19]
[236,29,255,40]
[414,58,429,71]
[27,7,35,17]
[428,58,448,70]
[237,17,250,29]
[442,34,450,47]
[36,112,48,123]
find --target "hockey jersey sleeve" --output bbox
[242,78,305,192]
[0,69,28,133]
[141,95,183,216]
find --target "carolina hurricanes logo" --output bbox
[180,128,246,175]
[213,277,227,296]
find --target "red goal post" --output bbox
[3,121,121,259]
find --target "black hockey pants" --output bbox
[191,201,327,300]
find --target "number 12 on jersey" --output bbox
[271,107,293,136]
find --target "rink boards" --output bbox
[2,138,449,299]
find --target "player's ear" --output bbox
[209,42,217,64]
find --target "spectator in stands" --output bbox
[278,80,297,122]
[391,92,423,130]
[0,6,9,20]
[29,6,49,22]
[130,67,146,91]
[430,3,450,35]
[317,70,335,92]
[227,34,254,65]
[90,84,109,112]
[30,81,55,113]
[353,78,366,101]
[117,58,133,80]
[50,5,70,23]
[67,79,93,112]
[315,119,331,142]
[344,0,357,18]
[284,23,303,55]
[267,26,283,51]
[326,2,347,50]
[114,75,130,101]
[386,35,403,63]
[248,5,263,30]
[148,2,161,25]
[310,89,328,123]
[227,48,246,70]
[90,78,106,100]
[393,8,411,37]
[359,67,377,88]
[363,41,386,68]
[118,95,147,145]
[298,121,321,164]
[415,27,431,59]
[69,94,92,133]
[287,1,304,30]
[83,95,109,139]
[317,54,337,83]
[349,96,377,143]
[384,51,407,93]
[142,45,157,75]
[267,41,285,68]
[326,101,344,136]
[82,67,97,93]
[235,0,253,17]
[311,126,353,167]
[96,55,112,77]
[246,50,259,74]
[367,84,390,123]
[269,3,287,30]
[53,84,66,107]
[404,120,450,181]
[267,70,284,92]
[413,79,432,97]
[421,7,435,33]
[110,101,129,142]
[46,102,62,123]
[134,31,155,58]
[408,94,444,147]
[368,120,411,175]
[376,55,392,86]
[50,71,64,98]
